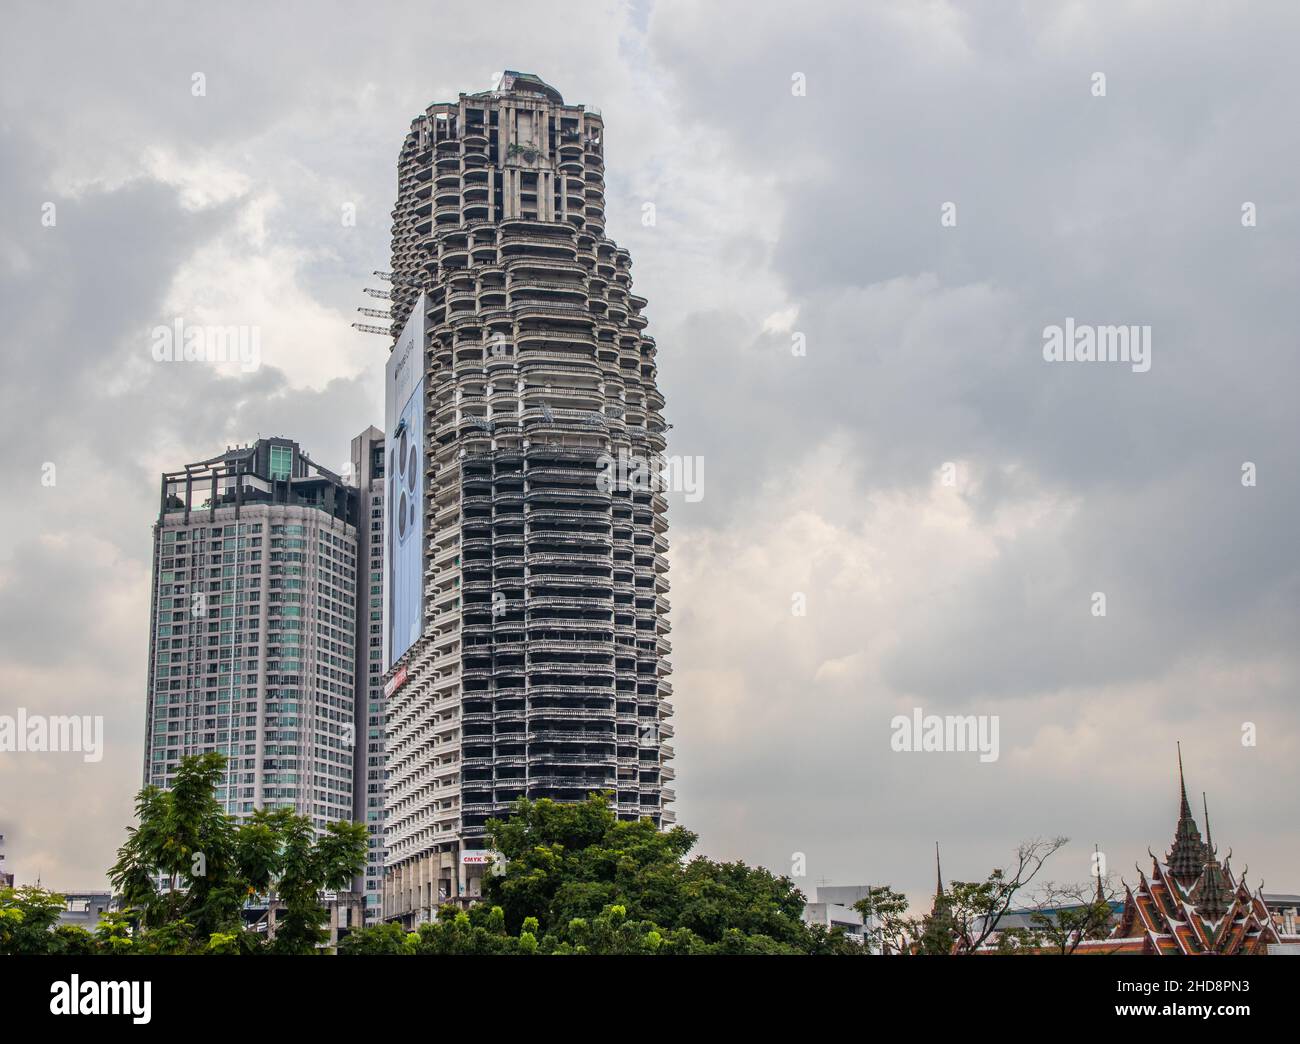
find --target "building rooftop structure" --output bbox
[56,891,118,929]
[159,438,355,526]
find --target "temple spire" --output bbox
[1202,792,1215,859]
[930,842,950,917]
[1178,742,1192,820]
[1087,843,1115,939]
[1190,792,1230,922]
[1167,743,1205,884]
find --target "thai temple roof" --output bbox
[1075,748,1290,955]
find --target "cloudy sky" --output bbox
[2,0,1298,908]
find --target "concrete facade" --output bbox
[350,426,387,923]
[382,72,673,927]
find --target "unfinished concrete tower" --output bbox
[382,72,673,926]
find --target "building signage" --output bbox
[383,665,408,699]
[383,294,427,669]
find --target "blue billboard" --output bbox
[383,294,426,669]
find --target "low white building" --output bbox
[802,885,877,947]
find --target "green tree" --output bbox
[0,886,71,954]
[477,794,824,954]
[338,921,416,955]
[1021,878,1119,955]
[412,903,523,955]
[545,903,705,954]
[914,903,958,954]
[800,922,870,956]
[256,810,368,954]
[50,924,100,955]
[109,753,367,953]
[852,885,914,954]
[94,910,140,954]
[945,838,1068,954]
[109,752,242,938]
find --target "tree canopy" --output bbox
[11,759,1085,957]
[342,794,861,955]
[104,752,367,954]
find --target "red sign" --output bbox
[384,666,408,698]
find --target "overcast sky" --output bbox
[2,0,1298,909]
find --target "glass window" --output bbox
[269,445,293,480]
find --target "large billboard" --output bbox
[383,294,426,670]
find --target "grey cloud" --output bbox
[2,0,1297,900]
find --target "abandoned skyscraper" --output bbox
[381,71,674,926]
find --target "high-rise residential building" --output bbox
[382,72,674,926]
[349,425,387,923]
[144,439,361,830]
[0,833,13,889]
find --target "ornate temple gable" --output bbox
[1112,847,1283,954]
[1146,862,1190,928]
[999,749,1297,956]
[1114,883,1139,938]
[1089,749,1290,955]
